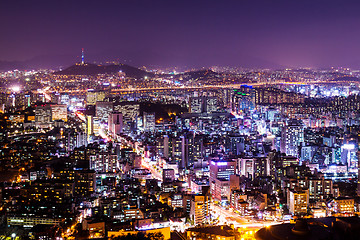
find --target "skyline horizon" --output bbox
[1,49,360,71]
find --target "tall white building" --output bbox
[205,96,218,113]
[190,97,203,113]
[281,119,304,158]
[143,112,155,131]
[190,96,218,113]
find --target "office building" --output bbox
[288,189,309,215]
[108,112,123,136]
[86,90,106,105]
[51,104,67,122]
[96,101,114,123]
[143,112,155,131]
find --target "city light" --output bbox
[1,2,360,238]
[11,86,20,92]
[342,144,355,150]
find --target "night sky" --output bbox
[2,0,360,69]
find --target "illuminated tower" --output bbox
[81,48,84,64]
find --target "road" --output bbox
[141,158,162,181]
[73,110,162,182]
[211,203,283,229]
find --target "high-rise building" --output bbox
[238,157,270,180]
[333,197,355,217]
[35,104,52,125]
[89,153,118,173]
[76,132,87,148]
[172,135,188,169]
[300,146,317,162]
[86,90,106,105]
[189,187,211,226]
[288,189,309,215]
[254,87,305,105]
[357,150,360,196]
[108,112,123,136]
[114,102,140,122]
[190,97,203,113]
[51,104,67,122]
[228,135,245,155]
[281,119,304,158]
[190,96,218,113]
[156,135,170,159]
[74,170,96,196]
[189,134,204,167]
[86,115,94,138]
[190,195,209,226]
[90,117,101,136]
[209,159,236,202]
[162,169,175,183]
[209,159,236,182]
[96,102,113,123]
[143,112,155,131]
[163,135,169,158]
[205,96,218,113]
[114,102,140,131]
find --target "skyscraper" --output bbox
[143,112,155,131]
[280,119,304,158]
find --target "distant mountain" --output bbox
[54,63,153,78]
[0,50,287,71]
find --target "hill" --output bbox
[54,63,153,78]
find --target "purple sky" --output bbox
[1,0,360,68]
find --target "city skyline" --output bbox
[2,0,360,69]
[2,1,360,239]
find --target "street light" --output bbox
[11,233,16,239]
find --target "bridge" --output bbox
[36,80,353,96]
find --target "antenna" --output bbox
[81,48,84,64]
